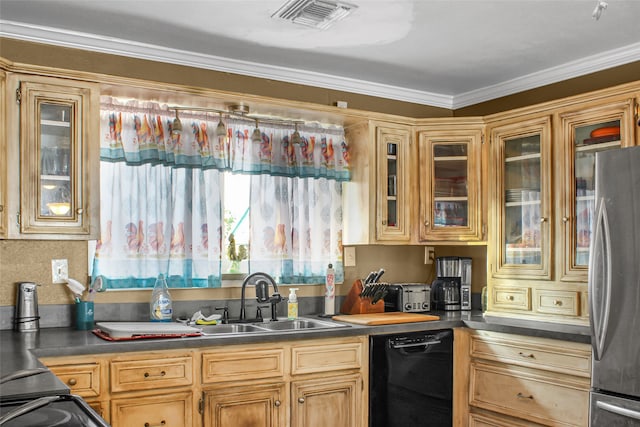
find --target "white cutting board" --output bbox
[95,322,201,338]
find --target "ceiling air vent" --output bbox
[272,0,358,30]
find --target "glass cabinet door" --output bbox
[19,79,97,236]
[0,71,6,238]
[491,117,552,279]
[559,100,635,281]
[418,128,483,241]
[375,126,411,242]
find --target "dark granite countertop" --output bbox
[0,310,591,402]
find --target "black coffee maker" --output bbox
[431,257,461,311]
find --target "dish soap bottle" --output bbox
[150,274,172,322]
[287,288,299,320]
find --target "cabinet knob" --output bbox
[298,397,305,404]
[506,295,514,301]
[274,400,281,407]
[67,378,77,386]
[540,217,547,223]
[553,299,563,306]
[562,216,569,223]
[0,205,3,212]
[382,220,387,225]
[76,208,84,215]
[424,220,429,226]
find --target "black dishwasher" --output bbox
[369,329,453,427]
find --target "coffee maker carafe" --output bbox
[432,257,462,311]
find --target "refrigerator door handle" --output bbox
[596,401,640,421]
[588,198,612,361]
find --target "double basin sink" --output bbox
[198,317,349,336]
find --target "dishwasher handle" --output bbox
[390,340,441,349]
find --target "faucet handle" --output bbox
[214,306,229,324]
[256,305,269,322]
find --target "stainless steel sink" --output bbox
[258,318,345,331]
[198,323,267,335]
[197,317,349,336]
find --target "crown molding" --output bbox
[452,41,640,109]
[0,20,454,108]
[2,20,639,111]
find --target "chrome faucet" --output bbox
[239,272,282,322]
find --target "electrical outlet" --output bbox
[344,246,356,267]
[51,259,69,284]
[425,247,435,264]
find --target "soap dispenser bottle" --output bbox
[150,274,173,322]
[287,288,299,320]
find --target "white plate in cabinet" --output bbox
[469,362,590,426]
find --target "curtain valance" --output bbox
[100,97,351,181]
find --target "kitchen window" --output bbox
[91,97,350,289]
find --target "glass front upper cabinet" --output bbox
[18,78,98,237]
[490,117,552,279]
[376,126,411,242]
[559,99,635,281]
[418,128,483,242]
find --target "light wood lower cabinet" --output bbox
[201,336,367,427]
[291,374,361,427]
[458,329,591,427]
[204,383,286,427]
[111,391,193,427]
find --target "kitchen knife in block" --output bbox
[339,280,384,315]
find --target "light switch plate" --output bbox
[344,247,356,267]
[52,259,69,284]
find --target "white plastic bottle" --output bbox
[324,263,336,316]
[150,274,173,322]
[287,288,299,320]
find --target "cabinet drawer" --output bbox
[533,290,579,316]
[45,363,101,397]
[111,391,192,427]
[470,331,591,377]
[202,348,285,384]
[492,286,530,310]
[110,356,193,393]
[470,362,589,426]
[292,341,363,375]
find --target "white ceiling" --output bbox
[1,0,640,109]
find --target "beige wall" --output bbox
[0,239,484,306]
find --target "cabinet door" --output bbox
[419,128,483,242]
[16,77,98,237]
[490,117,552,279]
[111,391,192,427]
[375,126,411,242]
[291,374,362,427]
[204,383,285,427]
[558,99,636,281]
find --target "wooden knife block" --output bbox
[340,279,385,315]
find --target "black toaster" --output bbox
[383,283,431,313]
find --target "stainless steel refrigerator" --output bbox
[589,146,640,426]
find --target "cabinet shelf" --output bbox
[41,119,70,128]
[41,174,71,181]
[505,200,540,207]
[434,196,468,202]
[575,140,620,152]
[505,153,540,163]
[434,156,468,162]
[506,247,541,252]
